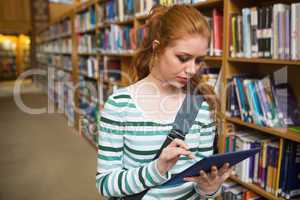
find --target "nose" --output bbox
[184,60,198,77]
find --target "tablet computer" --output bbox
[163,147,261,186]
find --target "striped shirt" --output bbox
[96,87,217,200]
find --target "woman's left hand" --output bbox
[183,163,234,195]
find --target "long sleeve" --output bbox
[96,94,171,198]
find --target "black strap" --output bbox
[120,92,204,200]
[153,92,204,159]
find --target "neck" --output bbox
[146,72,182,96]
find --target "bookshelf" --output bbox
[35,0,300,199]
[230,176,285,200]
[226,117,300,143]
[222,0,300,200]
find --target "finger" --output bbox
[183,177,199,182]
[219,162,230,176]
[210,166,218,180]
[166,148,194,160]
[199,170,209,183]
[169,138,189,150]
[221,166,235,181]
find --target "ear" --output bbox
[152,40,160,50]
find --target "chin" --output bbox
[169,81,186,89]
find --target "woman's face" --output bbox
[152,34,209,88]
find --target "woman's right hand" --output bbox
[156,138,195,176]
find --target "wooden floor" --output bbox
[0,82,104,200]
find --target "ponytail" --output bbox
[131,5,169,81]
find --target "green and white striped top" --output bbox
[96,87,217,200]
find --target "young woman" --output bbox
[96,4,233,200]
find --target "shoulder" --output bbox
[108,87,131,101]
[103,87,132,110]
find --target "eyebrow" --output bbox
[176,52,206,58]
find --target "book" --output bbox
[212,9,223,56]
[162,148,261,186]
[291,3,300,60]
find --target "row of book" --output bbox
[38,18,71,42]
[78,56,123,82]
[200,66,220,89]
[100,57,122,82]
[48,70,75,126]
[79,76,120,144]
[39,24,145,55]
[79,77,99,144]
[223,180,266,200]
[98,0,221,23]
[97,24,136,53]
[79,56,99,79]
[78,33,97,54]
[230,3,300,60]
[38,38,72,54]
[98,25,145,52]
[48,55,72,72]
[75,6,96,33]
[226,67,300,128]
[206,9,223,57]
[224,125,300,199]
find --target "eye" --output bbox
[195,57,205,65]
[176,55,190,63]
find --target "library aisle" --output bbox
[0,82,103,200]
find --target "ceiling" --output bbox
[0,0,75,35]
[0,0,31,34]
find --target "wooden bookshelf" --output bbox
[230,176,285,200]
[78,52,97,56]
[205,56,223,61]
[101,51,135,57]
[192,0,223,8]
[222,0,300,199]
[109,17,135,25]
[75,0,95,13]
[226,117,300,143]
[76,27,97,34]
[228,57,300,65]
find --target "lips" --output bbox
[176,77,188,84]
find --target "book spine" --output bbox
[281,141,291,197]
[291,3,297,60]
[231,15,237,57]
[237,15,244,57]
[213,9,223,56]
[285,8,290,60]
[261,141,268,188]
[233,77,245,121]
[265,6,272,58]
[242,8,251,58]
[257,7,264,57]
[244,80,256,124]
[272,144,279,195]
[251,7,258,58]
[255,81,268,126]
[286,142,300,199]
[266,144,274,192]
